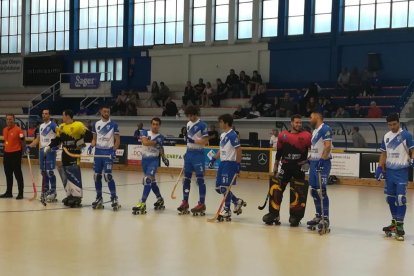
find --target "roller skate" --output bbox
[132,202,147,215]
[382,219,396,237]
[289,216,301,227]
[177,200,190,215]
[46,191,58,203]
[67,196,82,208]
[40,192,47,206]
[111,196,121,211]
[395,221,405,241]
[217,207,232,222]
[317,217,330,235]
[154,197,165,210]
[191,202,206,216]
[262,212,281,225]
[62,195,73,206]
[233,199,247,215]
[92,197,104,210]
[307,215,321,231]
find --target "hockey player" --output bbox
[177,105,209,215]
[376,113,414,241]
[132,117,169,215]
[208,114,246,221]
[307,112,333,233]
[88,105,121,211]
[27,109,58,202]
[46,109,91,208]
[262,114,311,226]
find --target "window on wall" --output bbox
[79,0,124,49]
[238,0,253,39]
[344,0,414,31]
[0,0,22,53]
[134,0,184,46]
[287,0,305,35]
[73,58,123,81]
[215,0,229,40]
[262,0,278,37]
[314,0,332,33]
[192,0,206,42]
[31,0,70,52]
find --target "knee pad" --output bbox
[47,170,55,178]
[196,177,205,186]
[143,176,152,186]
[385,195,396,205]
[104,173,113,182]
[215,186,227,194]
[182,177,191,186]
[310,188,319,200]
[94,173,102,183]
[397,194,407,206]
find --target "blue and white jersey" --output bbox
[310,123,333,160]
[38,121,57,148]
[92,119,119,150]
[220,129,240,162]
[141,130,165,158]
[186,119,208,150]
[380,129,414,169]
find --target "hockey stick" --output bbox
[170,168,184,199]
[27,153,38,201]
[40,156,47,206]
[257,195,269,210]
[207,174,238,222]
[63,147,111,159]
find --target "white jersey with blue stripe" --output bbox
[220,129,240,162]
[92,119,119,150]
[38,121,57,148]
[186,119,208,150]
[380,128,414,169]
[310,123,333,160]
[141,130,165,158]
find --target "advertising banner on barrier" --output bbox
[161,146,186,168]
[23,56,64,85]
[331,153,360,177]
[241,149,270,173]
[127,145,143,165]
[0,57,22,73]
[360,152,413,180]
[114,145,127,164]
[70,73,100,89]
[204,148,221,169]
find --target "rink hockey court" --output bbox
[0,165,413,276]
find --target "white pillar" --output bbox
[21,0,30,55]
[183,0,191,47]
[252,0,261,42]
[228,0,236,44]
[205,0,214,46]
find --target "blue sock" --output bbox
[395,206,406,222]
[141,185,152,203]
[49,173,57,193]
[151,181,162,198]
[225,191,233,209]
[197,177,206,204]
[231,193,238,204]
[183,177,191,202]
[95,174,103,198]
[387,196,397,219]
[108,179,117,198]
[322,191,329,218]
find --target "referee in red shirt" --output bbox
[1,114,25,199]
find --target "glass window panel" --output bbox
[31,15,39,33]
[360,0,375,4]
[177,0,184,20]
[107,27,117,47]
[48,0,56,12]
[176,21,183,43]
[98,27,107,47]
[79,29,88,49]
[194,0,206,8]
[89,28,98,48]
[238,21,252,39]
[2,1,9,17]
[288,16,304,35]
[409,2,414,27]
[56,31,64,50]
[9,17,18,35]
[145,2,155,23]
[193,24,206,42]
[48,13,55,32]
[166,0,176,22]
[144,24,154,45]
[263,1,278,19]
[165,22,175,44]
[32,0,40,14]
[118,5,123,25]
[116,58,123,81]
[90,60,97,73]
[1,37,8,53]
[359,4,375,30]
[216,5,229,23]
[215,22,228,40]
[135,3,144,24]
[39,33,47,51]
[315,0,332,14]
[98,60,105,80]
[64,30,69,50]
[10,0,18,16]
[155,1,165,23]
[134,25,144,45]
[9,36,17,52]
[239,3,252,21]
[98,6,107,27]
[262,18,278,37]
[117,26,123,47]
[2,18,9,35]
[74,61,80,73]
[288,0,304,16]
[39,13,47,32]
[82,60,89,73]
[47,32,55,50]
[344,6,359,31]
[216,0,229,4]
[376,3,391,29]
[59,0,68,10]
[108,5,117,27]
[314,14,331,33]
[392,1,408,28]
[39,0,48,13]
[107,59,114,80]
[155,22,165,44]
[56,11,65,31]
[80,9,88,28]
[194,7,206,24]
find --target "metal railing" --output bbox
[27,81,61,117]
[399,78,414,113]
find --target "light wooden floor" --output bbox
[0,165,413,276]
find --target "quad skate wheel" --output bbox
[218,216,223,222]
[226,217,231,222]
[132,211,136,215]
[200,212,205,216]
[395,235,404,241]
[308,226,316,231]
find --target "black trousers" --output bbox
[3,151,24,195]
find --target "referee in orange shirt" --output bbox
[1,114,25,199]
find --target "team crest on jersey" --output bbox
[386,138,389,143]
[97,126,101,130]
[326,130,331,136]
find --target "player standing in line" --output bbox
[307,112,333,233]
[27,109,58,202]
[46,109,91,208]
[177,106,209,215]
[262,114,311,226]
[132,117,169,215]
[88,105,121,211]
[376,113,414,241]
[208,114,246,222]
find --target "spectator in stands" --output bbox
[233,105,247,119]
[304,96,319,117]
[367,101,383,118]
[250,70,263,95]
[262,97,279,117]
[27,122,38,138]
[225,69,240,98]
[361,68,372,96]
[337,67,350,91]
[194,78,206,105]
[177,104,186,117]
[348,67,361,104]
[201,82,214,107]
[247,105,261,119]
[159,82,171,106]
[369,71,381,96]
[149,81,161,107]
[351,103,365,118]
[208,125,220,146]
[133,123,144,142]
[279,92,295,117]
[182,81,197,106]
[211,78,228,107]
[179,126,187,139]
[334,106,350,118]
[352,126,367,148]
[126,101,137,116]
[250,84,267,112]
[322,97,336,118]
[112,90,129,114]
[304,82,320,102]
[162,97,178,116]
[315,97,325,114]
[128,91,139,107]
[239,71,250,98]
[269,129,279,150]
